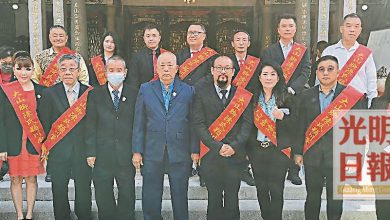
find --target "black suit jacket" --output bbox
[39,82,89,163]
[176,47,217,86]
[84,83,137,168]
[293,84,367,168]
[370,96,388,110]
[261,42,310,93]
[0,82,44,156]
[192,79,253,165]
[227,53,260,94]
[125,47,165,89]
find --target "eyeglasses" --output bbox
[59,67,79,73]
[158,64,176,69]
[187,31,204,37]
[317,66,336,73]
[213,66,234,72]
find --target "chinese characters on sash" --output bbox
[200,87,252,159]
[337,45,371,86]
[232,55,260,89]
[39,47,76,87]
[41,87,93,158]
[1,81,46,154]
[254,104,291,158]
[91,55,107,85]
[281,43,307,83]
[179,47,217,80]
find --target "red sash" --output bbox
[179,47,217,80]
[91,55,107,86]
[151,48,169,81]
[337,45,371,86]
[254,104,291,158]
[39,47,76,87]
[200,87,253,159]
[303,86,364,154]
[232,56,260,88]
[281,43,307,83]
[41,86,93,158]
[1,81,46,154]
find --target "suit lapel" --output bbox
[78,84,88,98]
[276,43,286,63]
[226,86,237,106]
[55,83,70,110]
[167,78,183,115]
[102,84,116,113]
[152,80,166,110]
[312,85,321,116]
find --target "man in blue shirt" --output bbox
[132,52,199,220]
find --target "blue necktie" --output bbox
[112,90,120,111]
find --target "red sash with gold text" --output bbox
[1,81,46,153]
[337,45,371,86]
[179,47,217,80]
[281,43,307,83]
[41,86,93,157]
[151,48,169,81]
[91,55,107,86]
[254,104,291,158]
[200,87,253,159]
[232,55,260,88]
[39,47,76,87]
[303,86,363,154]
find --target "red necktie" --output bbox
[191,51,199,57]
[239,59,245,68]
[152,50,158,80]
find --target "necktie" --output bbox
[152,50,158,80]
[220,90,228,106]
[112,90,120,111]
[239,59,245,68]
[67,89,76,106]
[191,51,199,57]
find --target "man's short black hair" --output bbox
[343,13,362,22]
[277,14,297,26]
[231,30,251,42]
[317,55,339,69]
[50,25,67,34]
[143,24,161,35]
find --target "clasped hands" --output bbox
[219,144,235,158]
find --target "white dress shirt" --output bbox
[108,83,123,103]
[214,84,231,100]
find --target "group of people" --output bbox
[0,11,388,220]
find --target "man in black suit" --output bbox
[40,54,92,220]
[193,55,253,220]
[85,55,137,220]
[126,24,166,89]
[261,14,311,185]
[228,30,260,186]
[176,23,218,86]
[293,55,367,220]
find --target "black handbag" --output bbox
[0,160,9,176]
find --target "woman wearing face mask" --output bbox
[246,62,294,220]
[0,46,16,84]
[89,32,122,86]
[0,51,46,220]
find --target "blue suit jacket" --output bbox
[132,77,198,163]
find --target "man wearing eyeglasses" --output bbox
[176,23,218,86]
[32,25,89,87]
[39,54,92,220]
[293,55,367,220]
[193,55,253,220]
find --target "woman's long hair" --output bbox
[99,32,121,59]
[255,62,288,106]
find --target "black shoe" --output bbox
[241,169,255,186]
[287,172,302,185]
[0,175,3,181]
[45,174,51,182]
[199,175,206,187]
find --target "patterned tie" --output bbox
[220,90,228,106]
[239,59,245,68]
[152,50,158,79]
[112,90,120,111]
[67,89,76,106]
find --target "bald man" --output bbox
[132,52,198,220]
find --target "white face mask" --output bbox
[107,72,125,87]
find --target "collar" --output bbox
[63,81,80,93]
[279,40,293,49]
[190,45,204,53]
[319,83,337,95]
[214,84,231,94]
[335,40,359,51]
[235,53,247,62]
[159,79,174,92]
[108,83,124,94]
[49,47,64,55]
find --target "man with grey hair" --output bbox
[85,55,138,220]
[40,54,93,220]
[132,52,198,220]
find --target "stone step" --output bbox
[0,200,377,220]
[0,174,314,201]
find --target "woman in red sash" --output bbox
[89,32,121,86]
[0,51,45,220]
[246,62,294,220]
